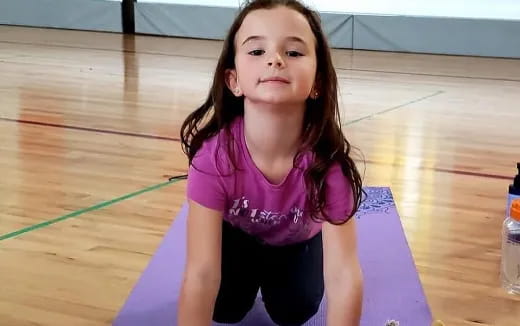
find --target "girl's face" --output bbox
[229,6,318,107]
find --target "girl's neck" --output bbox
[243,100,305,162]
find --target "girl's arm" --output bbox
[178,200,223,326]
[322,217,364,326]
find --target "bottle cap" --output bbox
[510,199,520,221]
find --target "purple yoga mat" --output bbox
[113,187,432,326]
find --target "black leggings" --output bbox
[213,222,324,326]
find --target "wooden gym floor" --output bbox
[0,25,519,325]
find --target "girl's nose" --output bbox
[268,53,285,68]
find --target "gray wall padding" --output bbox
[134,3,519,58]
[320,14,353,49]
[135,3,354,48]
[135,3,237,39]
[1,1,519,58]
[0,0,122,32]
[354,15,520,58]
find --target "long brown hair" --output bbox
[180,0,364,223]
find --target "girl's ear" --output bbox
[225,69,243,97]
[310,76,321,99]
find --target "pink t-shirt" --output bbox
[186,116,354,246]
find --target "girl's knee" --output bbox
[212,293,257,324]
[213,306,251,324]
[267,299,321,326]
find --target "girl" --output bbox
[179,1,364,325]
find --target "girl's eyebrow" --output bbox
[241,35,308,46]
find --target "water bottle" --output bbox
[501,199,520,295]
[506,162,520,216]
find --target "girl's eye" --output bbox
[287,51,303,57]
[248,49,265,56]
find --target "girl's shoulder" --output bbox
[191,116,243,175]
[323,161,355,222]
[195,116,242,157]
